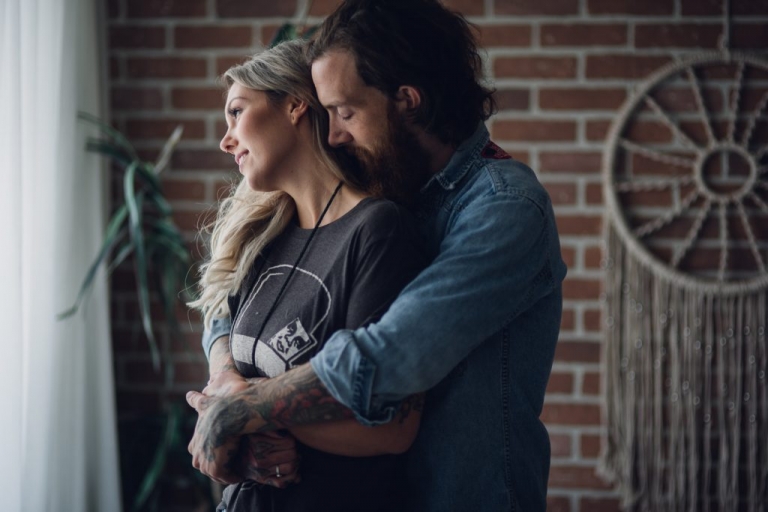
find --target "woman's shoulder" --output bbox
[346,197,418,240]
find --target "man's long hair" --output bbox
[307,0,496,146]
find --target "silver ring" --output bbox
[275,465,281,478]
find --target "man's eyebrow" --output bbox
[318,98,342,108]
[323,99,358,110]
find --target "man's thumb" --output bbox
[186,390,208,411]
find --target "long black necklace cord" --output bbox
[249,181,344,365]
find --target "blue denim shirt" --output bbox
[202,123,567,511]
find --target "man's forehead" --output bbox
[311,49,365,105]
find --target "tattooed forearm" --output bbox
[222,364,354,434]
[276,364,355,427]
[397,393,425,425]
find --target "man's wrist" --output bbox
[208,363,353,437]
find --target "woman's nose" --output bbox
[220,130,235,153]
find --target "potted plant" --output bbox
[61,113,215,511]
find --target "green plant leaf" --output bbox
[269,22,298,47]
[154,124,184,175]
[152,256,184,349]
[57,230,126,320]
[58,205,131,319]
[125,162,161,370]
[79,111,139,161]
[136,164,163,197]
[149,223,190,264]
[107,236,137,274]
[66,113,192,383]
[132,404,182,511]
[145,188,173,218]
[85,139,133,167]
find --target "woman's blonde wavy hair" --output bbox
[188,40,363,328]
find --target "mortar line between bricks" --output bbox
[572,365,587,393]
[492,111,620,119]
[488,48,767,58]
[541,175,600,184]
[547,425,605,435]
[106,15,768,30]
[109,17,313,27]
[544,392,596,403]
[531,21,541,50]
[567,490,624,497]
[112,111,223,120]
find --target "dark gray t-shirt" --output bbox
[224,197,426,512]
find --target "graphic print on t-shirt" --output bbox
[232,264,331,378]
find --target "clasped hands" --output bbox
[186,370,300,488]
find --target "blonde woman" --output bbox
[189,40,425,511]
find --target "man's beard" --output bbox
[343,104,432,206]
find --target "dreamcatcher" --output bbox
[599,1,767,510]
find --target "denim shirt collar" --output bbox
[424,123,490,192]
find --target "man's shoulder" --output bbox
[461,146,552,215]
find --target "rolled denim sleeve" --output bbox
[311,187,565,425]
[201,316,232,360]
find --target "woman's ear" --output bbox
[287,98,309,125]
[394,86,422,116]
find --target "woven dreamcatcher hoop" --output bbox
[599,3,768,511]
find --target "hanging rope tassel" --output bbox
[599,224,768,510]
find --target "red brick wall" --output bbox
[106,0,768,510]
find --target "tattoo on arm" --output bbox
[220,364,354,435]
[397,393,425,425]
[202,365,356,460]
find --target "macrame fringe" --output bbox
[599,224,768,511]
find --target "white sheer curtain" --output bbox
[0,0,121,510]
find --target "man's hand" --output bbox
[194,373,302,487]
[241,430,301,488]
[204,368,250,398]
[187,390,249,485]
[186,363,350,485]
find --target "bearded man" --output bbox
[189,1,567,510]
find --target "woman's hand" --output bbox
[241,430,301,488]
[203,368,250,398]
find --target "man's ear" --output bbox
[287,98,309,125]
[394,86,422,117]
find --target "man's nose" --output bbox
[328,122,352,147]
